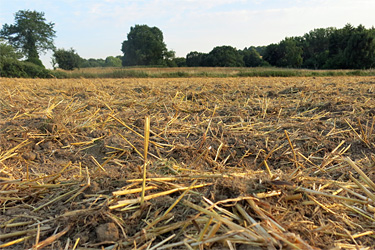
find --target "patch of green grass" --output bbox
[160,71,191,77]
[237,70,302,77]
[102,70,150,78]
[54,67,375,78]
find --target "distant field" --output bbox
[57,66,375,78]
[1,76,375,249]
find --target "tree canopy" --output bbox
[262,24,375,69]
[241,47,265,67]
[186,46,265,67]
[325,24,375,69]
[186,51,207,67]
[300,28,333,69]
[80,56,122,68]
[183,24,375,69]
[0,40,23,61]
[262,38,303,68]
[121,25,169,66]
[105,56,122,67]
[205,46,244,67]
[0,10,56,67]
[53,48,83,70]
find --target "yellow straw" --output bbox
[141,116,150,205]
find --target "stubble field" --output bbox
[1,76,375,249]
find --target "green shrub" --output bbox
[25,57,45,68]
[1,58,27,77]
[49,70,68,78]
[23,61,50,77]
[0,58,67,78]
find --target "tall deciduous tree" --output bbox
[121,25,168,66]
[105,56,122,67]
[53,48,82,70]
[241,47,264,67]
[344,25,375,69]
[0,10,56,67]
[301,28,334,69]
[279,38,303,68]
[186,51,207,67]
[205,46,244,67]
[325,24,355,69]
[263,38,302,68]
[263,43,282,66]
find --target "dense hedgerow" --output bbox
[0,58,67,78]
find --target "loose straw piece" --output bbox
[141,116,150,205]
[349,174,375,203]
[32,225,71,250]
[141,181,199,232]
[183,199,263,242]
[346,157,375,191]
[110,183,212,210]
[33,187,81,212]
[91,155,107,173]
[148,234,175,250]
[290,186,370,205]
[0,227,48,241]
[113,186,157,196]
[0,236,33,248]
[284,130,298,170]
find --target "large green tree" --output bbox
[300,28,334,69]
[121,25,168,66]
[263,38,303,68]
[53,48,82,70]
[80,56,124,68]
[322,24,375,69]
[241,47,264,67]
[173,57,187,67]
[343,25,375,69]
[279,38,303,68]
[205,46,244,67]
[186,51,207,67]
[324,24,354,69]
[262,43,282,66]
[81,58,105,68]
[105,56,122,67]
[0,10,56,67]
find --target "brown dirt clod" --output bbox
[95,222,120,242]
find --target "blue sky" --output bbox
[1,0,374,68]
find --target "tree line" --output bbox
[263,25,375,69]
[52,48,122,70]
[118,23,375,69]
[1,10,375,77]
[177,24,375,69]
[55,23,375,70]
